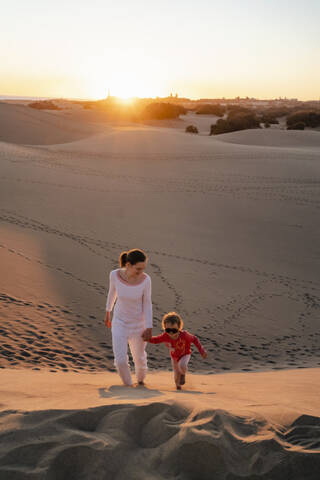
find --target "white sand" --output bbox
[0,102,320,478]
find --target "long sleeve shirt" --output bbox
[149,330,206,361]
[106,269,153,329]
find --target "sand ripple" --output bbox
[0,403,319,479]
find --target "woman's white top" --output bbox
[106,269,153,329]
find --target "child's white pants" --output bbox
[171,354,191,383]
[111,318,147,386]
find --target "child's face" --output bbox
[164,322,180,340]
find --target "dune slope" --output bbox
[214,127,320,149]
[0,103,101,145]
[1,404,319,480]
[0,368,320,480]
[1,110,320,479]
[0,124,320,374]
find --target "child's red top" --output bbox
[149,330,206,361]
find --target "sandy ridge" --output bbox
[0,369,320,479]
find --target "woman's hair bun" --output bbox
[119,249,147,267]
[119,251,128,267]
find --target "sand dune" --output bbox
[1,104,320,478]
[0,102,102,145]
[48,127,216,156]
[47,124,320,159]
[179,112,222,134]
[0,368,319,480]
[215,127,320,149]
[2,404,319,480]
[0,121,319,375]
[2,101,320,152]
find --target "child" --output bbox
[148,312,207,389]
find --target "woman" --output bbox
[105,249,153,386]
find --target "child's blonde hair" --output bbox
[162,311,184,330]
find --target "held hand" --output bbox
[104,312,112,328]
[142,328,152,341]
[201,351,208,359]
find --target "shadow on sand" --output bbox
[98,384,164,400]
[99,384,216,400]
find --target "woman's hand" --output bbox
[142,328,152,341]
[105,311,112,328]
[201,351,208,359]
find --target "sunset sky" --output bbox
[1,0,319,100]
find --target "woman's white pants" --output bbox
[111,319,147,386]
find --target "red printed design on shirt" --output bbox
[149,330,206,361]
[174,337,187,358]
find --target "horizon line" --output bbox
[1,94,320,103]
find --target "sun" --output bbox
[82,49,167,100]
[88,80,156,101]
[85,69,161,100]
[116,96,135,105]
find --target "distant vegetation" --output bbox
[256,106,292,118]
[287,122,305,130]
[28,98,186,121]
[259,114,279,125]
[69,99,187,121]
[185,125,198,134]
[210,111,261,135]
[226,105,251,115]
[73,98,143,120]
[141,102,186,120]
[29,100,60,110]
[286,110,320,128]
[27,97,320,133]
[196,104,225,116]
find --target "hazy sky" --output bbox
[1,0,319,99]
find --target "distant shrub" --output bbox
[264,122,271,128]
[210,112,261,135]
[141,102,186,120]
[286,110,320,128]
[185,125,198,134]
[260,114,279,124]
[196,104,225,116]
[83,103,95,109]
[267,107,291,117]
[255,107,292,119]
[227,105,252,115]
[29,100,60,110]
[287,122,305,130]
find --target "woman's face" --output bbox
[126,261,147,277]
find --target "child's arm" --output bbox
[148,332,168,344]
[191,335,207,358]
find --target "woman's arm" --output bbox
[142,275,153,340]
[105,271,117,328]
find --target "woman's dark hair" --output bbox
[162,312,183,330]
[119,249,147,267]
